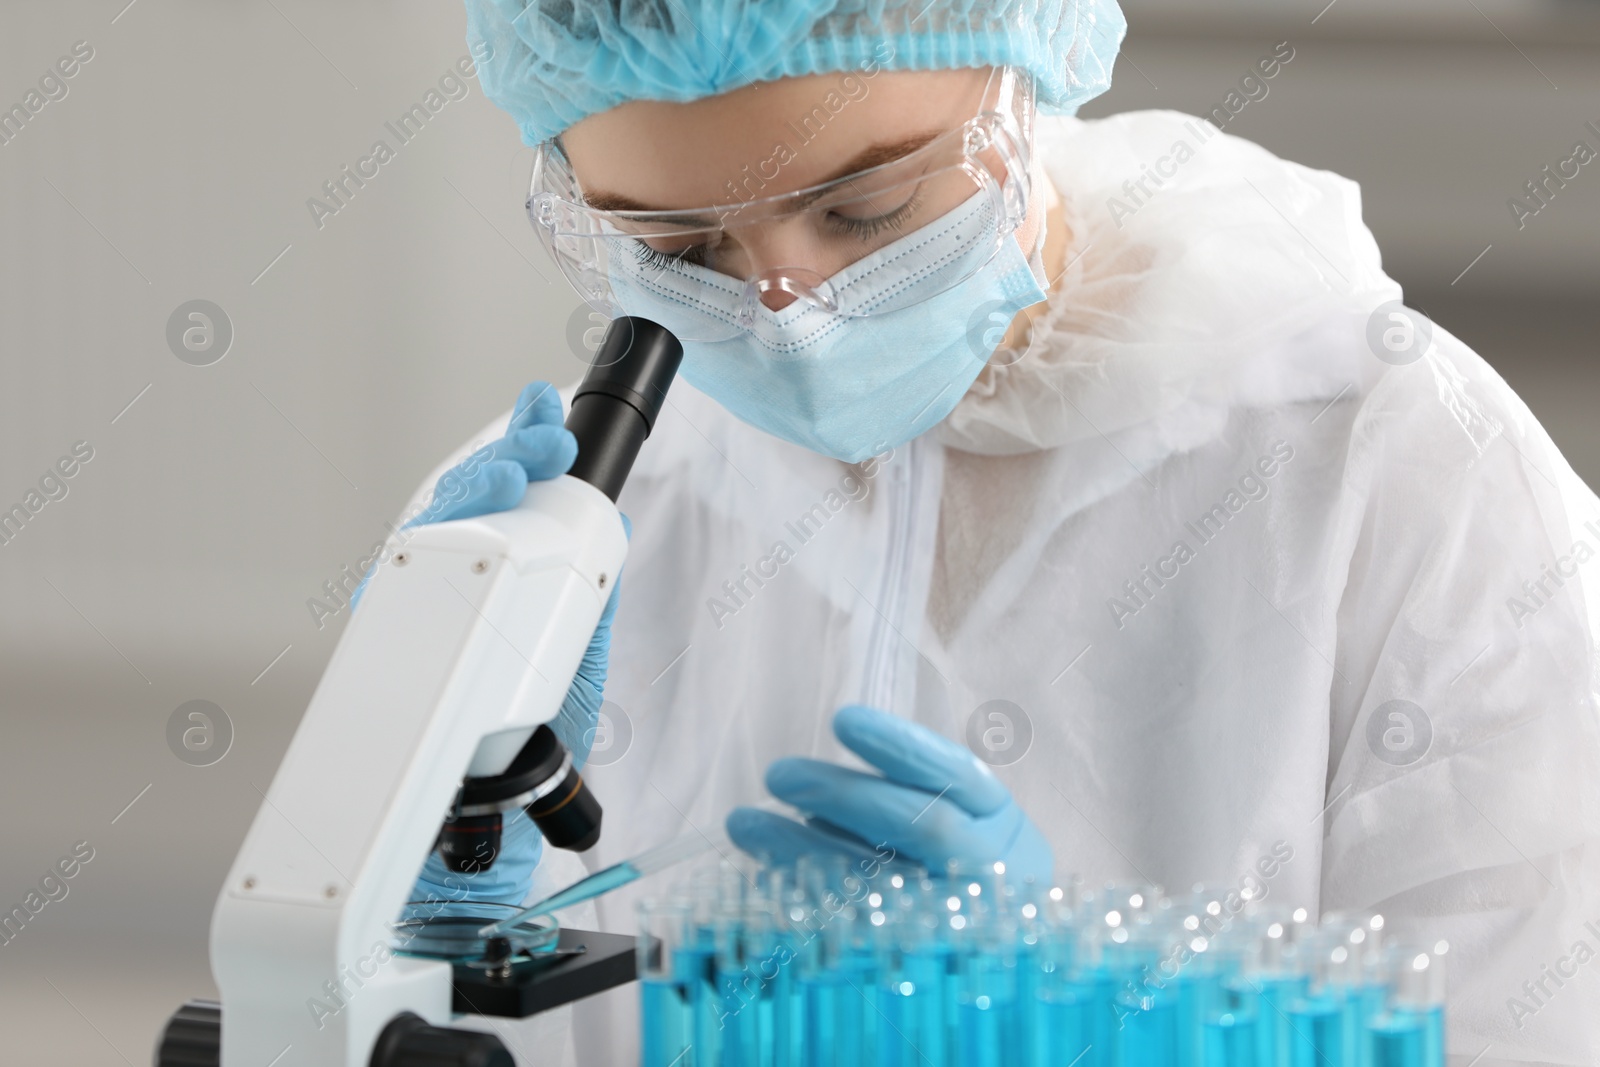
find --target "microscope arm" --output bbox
[210,477,626,1067]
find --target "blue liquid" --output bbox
[642,977,692,1067]
[910,944,952,1067]
[717,967,768,1067]
[1035,985,1092,1067]
[799,972,845,1067]
[1177,972,1228,1067]
[1202,1012,1258,1067]
[1369,1006,1445,1067]
[1249,975,1309,1067]
[767,933,802,1067]
[1015,945,1044,1067]
[834,950,875,1066]
[1075,965,1119,1067]
[1351,984,1389,1067]
[684,940,722,1067]
[1289,993,1357,1067]
[961,949,1021,1065]
[875,976,921,1067]
[1117,991,1178,1067]
[959,994,1006,1067]
[878,949,947,1067]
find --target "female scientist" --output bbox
[396,0,1600,1061]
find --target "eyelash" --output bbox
[626,189,924,273]
[631,242,706,273]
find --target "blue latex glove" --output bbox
[353,381,624,905]
[727,705,1054,885]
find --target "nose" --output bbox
[737,224,843,313]
[760,288,797,312]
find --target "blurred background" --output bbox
[1,0,1596,1062]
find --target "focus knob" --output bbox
[369,1012,513,1067]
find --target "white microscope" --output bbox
[156,318,682,1067]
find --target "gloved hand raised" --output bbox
[726,705,1053,885]
[365,381,624,906]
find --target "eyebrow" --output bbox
[582,132,943,216]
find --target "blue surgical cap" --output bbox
[464,0,1126,145]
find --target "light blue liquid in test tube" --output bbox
[1034,981,1092,1067]
[641,975,691,1067]
[1117,987,1179,1067]
[1251,973,1309,1067]
[1371,941,1447,1067]
[686,923,722,1067]
[722,905,793,1067]
[638,902,695,1067]
[959,992,1006,1067]
[1079,962,1120,1067]
[1177,971,1223,1067]
[768,929,803,1067]
[716,961,762,1065]
[1353,982,1389,1067]
[876,970,927,1067]
[1015,940,1044,1066]
[1199,971,1259,1067]
[799,970,847,1067]
[898,941,951,1066]
[872,901,939,1067]
[835,947,876,1067]
[959,942,1020,1067]
[1369,1006,1444,1067]
[1202,1010,1258,1067]
[1288,989,1358,1067]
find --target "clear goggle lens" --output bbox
[526,68,1035,343]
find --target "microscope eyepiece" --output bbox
[564,316,683,503]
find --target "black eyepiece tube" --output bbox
[564,316,683,502]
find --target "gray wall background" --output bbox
[1,1,1596,1062]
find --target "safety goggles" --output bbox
[525,66,1037,343]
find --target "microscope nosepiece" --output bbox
[443,726,602,873]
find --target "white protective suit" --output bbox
[412,112,1600,1065]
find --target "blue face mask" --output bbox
[611,192,1049,464]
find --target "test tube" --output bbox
[765,867,805,1067]
[639,900,695,1067]
[1239,907,1314,1067]
[789,856,855,1067]
[958,914,1022,1067]
[1368,943,1447,1067]
[1067,889,1126,1067]
[885,875,952,1067]
[1286,934,1364,1067]
[1031,886,1096,1067]
[1200,970,1261,1067]
[684,867,727,1067]
[1173,884,1248,1067]
[1318,911,1389,1067]
[716,899,779,1067]
[1078,884,1166,1067]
